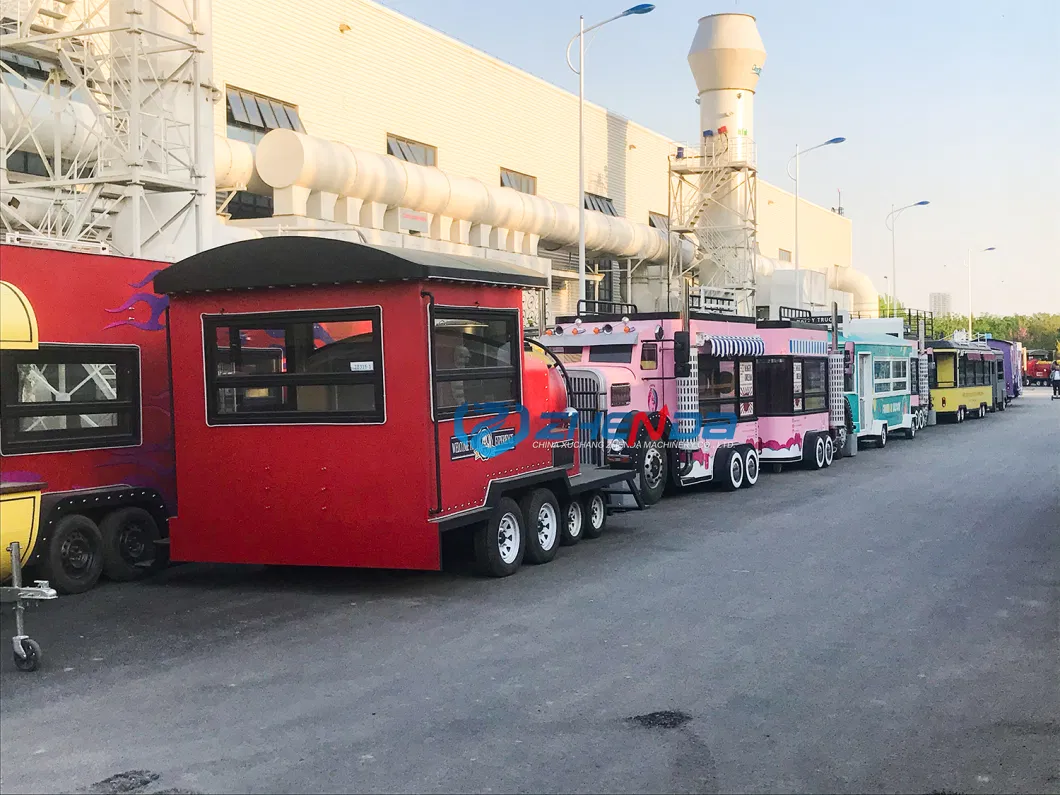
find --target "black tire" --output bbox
[877,425,887,448]
[41,513,104,594]
[560,498,584,547]
[520,489,561,565]
[14,638,41,672]
[637,438,667,506]
[720,447,744,491]
[905,421,916,440]
[473,497,525,577]
[100,507,160,582]
[999,399,1006,412]
[823,435,835,466]
[582,491,607,539]
[771,462,783,475]
[742,446,760,487]
[806,433,827,470]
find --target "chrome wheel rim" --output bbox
[536,502,558,551]
[643,446,664,491]
[730,454,743,486]
[745,451,758,482]
[497,512,520,564]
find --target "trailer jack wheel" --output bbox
[771,463,783,475]
[13,637,41,672]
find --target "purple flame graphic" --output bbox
[128,269,164,289]
[104,293,169,332]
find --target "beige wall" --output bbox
[758,182,852,270]
[211,0,849,268]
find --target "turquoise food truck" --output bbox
[832,325,917,447]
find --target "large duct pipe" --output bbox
[255,128,672,263]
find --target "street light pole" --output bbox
[787,136,845,310]
[566,4,654,308]
[884,200,929,318]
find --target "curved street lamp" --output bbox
[885,200,930,317]
[567,4,655,304]
[786,137,846,309]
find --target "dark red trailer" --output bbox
[156,237,640,576]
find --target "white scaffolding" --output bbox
[0,0,210,257]
[667,135,758,316]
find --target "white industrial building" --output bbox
[0,0,877,321]
[929,292,953,317]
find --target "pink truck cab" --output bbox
[537,309,765,504]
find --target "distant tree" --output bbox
[929,312,1060,352]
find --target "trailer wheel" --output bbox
[823,436,835,467]
[771,462,783,475]
[809,434,827,470]
[721,448,744,491]
[13,638,41,672]
[521,489,561,565]
[42,513,104,594]
[560,498,584,547]
[741,447,760,487]
[979,404,987,419]
[582,491,607,539]
[100,507,160,581]
[638,439,668,506]
[956,407,965,423]
[473,497,525,577]
[905,421,916,440]
[876,425,888,448]
[999,399,1006,412]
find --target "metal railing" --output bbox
[576,299,639,317]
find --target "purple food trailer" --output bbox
[987,338,1020,406]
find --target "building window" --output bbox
[431,308,518,417]
[500,168,536,195]
[0,344,141,454]
[226,87,304,145]
[648,212,669,232]
[778,249,792,262]
[387,134,437,167]
[225,191,274,220]
[585,193,618,217]
[204,308,384,425]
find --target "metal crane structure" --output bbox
[0,0,213,259]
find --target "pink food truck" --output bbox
[754,320,847,472]
[537,305,766,505]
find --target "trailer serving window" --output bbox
[699,355,755,419]
[755,356,827,415]
[203,308,384,424]
[0,344,141,454]
[432,308,519,418]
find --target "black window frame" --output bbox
[698,354,756,422]
[754,355,828,416]
[387,133,437,167]
[640,342,659,371]
[203,307,385,426]
[500,167,537,195]
[430,306,520,421]
[0,343,141,455]
[584,192,618,217]
[225,86,305,145]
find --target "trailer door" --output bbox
[858,352,873,432]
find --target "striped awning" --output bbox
[698,334,766,357]
[789,338,828,355]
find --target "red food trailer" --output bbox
[155,237,641,577]
[0,244,174,595]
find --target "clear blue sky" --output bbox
[377,0,1059,315]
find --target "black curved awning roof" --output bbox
[154,237,549,294]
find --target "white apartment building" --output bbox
[929,292,953,317]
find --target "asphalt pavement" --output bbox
[1,389,1057,795]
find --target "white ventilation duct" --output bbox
[253,129,675,264]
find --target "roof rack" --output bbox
[576,299,639,317]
